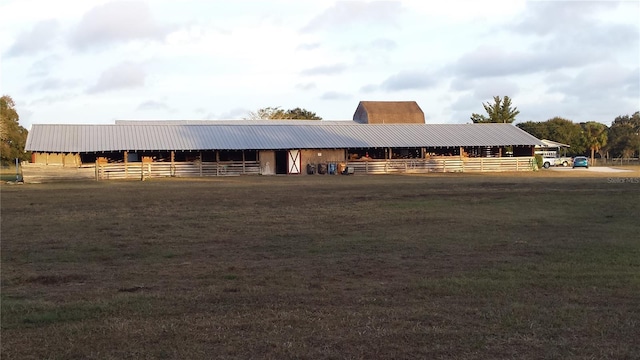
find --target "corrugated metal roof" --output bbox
[540,139,571,148]
[25,123,544,153]
[115,120,358,125]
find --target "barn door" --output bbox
[288,150,300,174]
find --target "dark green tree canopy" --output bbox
[606,111,640,158]
[470,96,520,123]
[517,117,585,156]
[246,107,322,120]
[1,95,30,166]
[516,121,549,140]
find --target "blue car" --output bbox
[572,156,589,169]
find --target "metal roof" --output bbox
[539,139,571,148]
[25,123,544,153]
[115,120,358,125]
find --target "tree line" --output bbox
[472,96,639,160]
[1,95,29,167]
[516,113,639,160]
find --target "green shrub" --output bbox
[534,154,543,169]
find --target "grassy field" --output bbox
[1,171,639,359]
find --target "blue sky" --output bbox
[1,0,638,129]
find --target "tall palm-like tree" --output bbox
[582,121,608,165]
[470,96,520,123]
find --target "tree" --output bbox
[606,111,640,158]
[246,107,322,120]
[581,121,608,164]
[517,121,549,140]
[517,117,586,156]
[470,96,520,123]
[546,117,586,155]
[1,95,30,166]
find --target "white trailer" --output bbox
[535,139,572,169]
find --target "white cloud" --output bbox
[136,100,172,112]
[5,19,60,57]
[26,77,81,92]
[301,63,348,76]
[381,70,438,91]
[321,91,352,100]
[69,1,170,50]
[301,1,405,33]
[86,62,147,94]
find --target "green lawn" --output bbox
[1,173,639,359]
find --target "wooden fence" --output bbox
[592,158,640,166]
[21,164,96,183]
[96,161,261,180]
[21,157,536,182]
[345,157,536,174]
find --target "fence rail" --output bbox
[96,161,261,180]
[20,164,96,183]
[592,158,640,166]
[21,157,536,182]
[346,157,536,174]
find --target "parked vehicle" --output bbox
[541,155,572,169]
[536,139,572,169]
[572,156,589,169]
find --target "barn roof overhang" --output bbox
[25,122,544,153]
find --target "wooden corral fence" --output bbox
[21,157,536,182]
[20,164,96,183]
[345,157,536,174]
[96,161,261,180]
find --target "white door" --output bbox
[288,150,300,174]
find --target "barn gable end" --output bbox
[353,101,425,124]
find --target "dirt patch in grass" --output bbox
[1,174,639,359]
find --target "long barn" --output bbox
[23,101,544,182]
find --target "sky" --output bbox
[1,0,638,130]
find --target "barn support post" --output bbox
[216,150,220,176]
[124,151,128,178]
[199,152,203,177]
[95,162,99,181]
[170,151,175,177]
[242,150,246,174]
